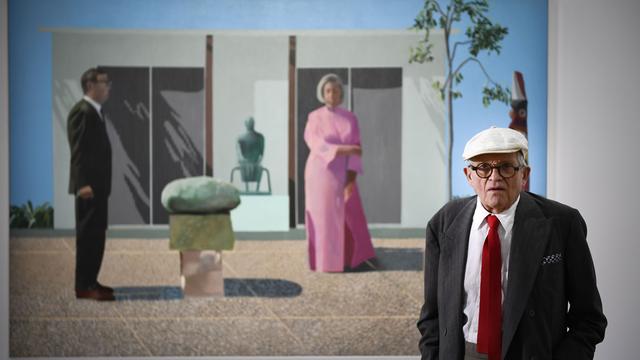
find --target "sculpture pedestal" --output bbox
[169,213,235,251]
[180,250,223,297]
[169,213,235,297]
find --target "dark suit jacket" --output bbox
[418,191,606,360]
[67,99,112,197]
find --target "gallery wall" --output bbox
[1,0,10,354]
[548,0,640,358]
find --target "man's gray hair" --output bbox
[516,151,528,167]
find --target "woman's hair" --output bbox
[316,73,344,104]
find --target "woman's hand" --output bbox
[337,145,362,156]
[344,171,357,201]
[344,182,355,200]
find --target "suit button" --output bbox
[528,309,535,317]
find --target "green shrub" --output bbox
[9,201,54,228]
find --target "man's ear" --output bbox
[521,166,531,185]
[463,167,472,182]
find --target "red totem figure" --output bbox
[509,71,529,191]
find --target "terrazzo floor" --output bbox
[9,236,424,358]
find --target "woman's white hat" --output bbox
[316,73,343,103]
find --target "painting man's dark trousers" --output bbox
[74,194,108,290]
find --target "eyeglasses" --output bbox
[468,162,521,179]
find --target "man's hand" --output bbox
[78,185,94,199]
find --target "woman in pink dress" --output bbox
[304,73,376,272]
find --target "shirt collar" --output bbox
[472,194,521,234]
[83,95,102,115]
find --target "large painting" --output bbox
[9,0,548,357]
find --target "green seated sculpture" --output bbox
[230,117,271,194]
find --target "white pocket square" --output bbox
[542,253,563,265]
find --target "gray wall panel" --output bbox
[101,66,150,225]
[152,67,204,224]
[352,68,402,223]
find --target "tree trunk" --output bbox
[444,26,453,201]
[447,88,453,201]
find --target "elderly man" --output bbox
[417,127,606,359]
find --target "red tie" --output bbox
[477,214,502,360]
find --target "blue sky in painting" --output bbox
[8,0,546,206]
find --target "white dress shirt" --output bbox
[462,195,520,343]
[83,95,103,119]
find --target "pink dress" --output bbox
[304,106,376,272]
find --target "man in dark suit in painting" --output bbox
[418,127,606,359]
[67,67,114,301]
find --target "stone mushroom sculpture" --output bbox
[161,176,241,297]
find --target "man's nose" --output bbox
[488,167,503,181]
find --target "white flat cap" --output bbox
[462,126,528,160]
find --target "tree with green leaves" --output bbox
[410,0,510,200]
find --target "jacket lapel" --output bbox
[501,192,552,356]
[82,99,103,122]
[442,197,477,331]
